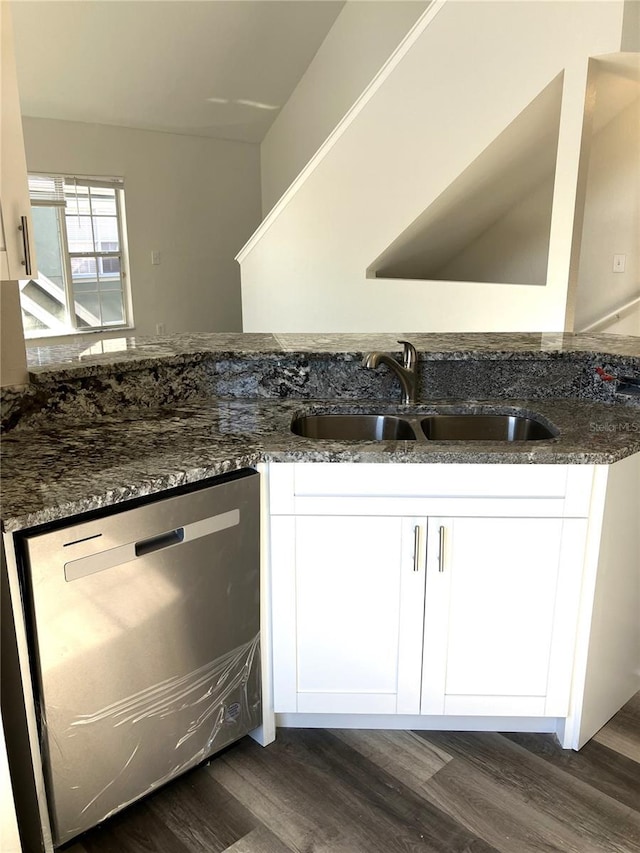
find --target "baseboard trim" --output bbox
[276,712,559,733]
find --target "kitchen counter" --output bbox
[2,395,639,533]
[2,334,640,852]
[1,332,639,532]
[22,331,640,374]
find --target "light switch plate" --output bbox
[613,254,626,273]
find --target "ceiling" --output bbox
[11,1,345,144]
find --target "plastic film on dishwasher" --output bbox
[40,633,261,845]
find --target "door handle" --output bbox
[438,525,446,573]
[19,216,32,277]
[64,509,239,581]
[413,525,421,572]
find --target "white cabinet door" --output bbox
[271,515,426,714]
[422,517,586,717]
[1,3,36,281]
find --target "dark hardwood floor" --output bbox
[64,692,640,853]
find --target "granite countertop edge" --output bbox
[2,395,639,534]
[22,331,640,380]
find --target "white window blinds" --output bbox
[27,174,66,206]
[28,175,125,206]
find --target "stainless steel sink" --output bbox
[291,414,417,441]
[291,410,557,442]
[420,414,556,441]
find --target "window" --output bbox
[20,175,132,337]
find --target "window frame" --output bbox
[23,174,133,338]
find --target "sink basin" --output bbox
[420,414,556,441]
[291,410,557,442]
[291,414,416,441]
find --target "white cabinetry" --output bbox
[1,2,36,281]
[269,463,591,721]
[271,515,426,714]
[1,2,32,387]
[422,516,585,717]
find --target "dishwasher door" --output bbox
[20,469,260,846]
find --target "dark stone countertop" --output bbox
[1,331,638,532]
[23,331,640,379]
[2,395,639,533]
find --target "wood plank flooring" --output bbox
[63,692,640,853]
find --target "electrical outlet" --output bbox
[151,251,161,266]
[156,323,166,335]
[613,254,626,273]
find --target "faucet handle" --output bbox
[397,340,417,370]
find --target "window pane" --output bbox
[100,290,126,324]
[89,187,117,216]
[66,216,95,252]
[20,278,67,331]
[93,217,119,251]
[98,256,121,282]
[100,276,123,296]
[73,292,101,327]
[20,205,71,335]
[72,287,125,327]
[71,256,97,280]
[72,282,98,295]
[23,176,129,336]
[31,207,65,292]
[64,184,91,216]
[71,253,125,327]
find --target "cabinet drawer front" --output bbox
[293,463,570,499]
[270,464,595,518]
[290,496,568,519]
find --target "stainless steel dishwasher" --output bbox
[19,469,261,847]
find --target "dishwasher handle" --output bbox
[135,528,184,557]
[63,509,240,582]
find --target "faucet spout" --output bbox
[362,340,418,405]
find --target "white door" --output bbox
[422,517,584,717]
[271,515,426,714]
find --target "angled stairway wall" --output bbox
[239,0,627,333]
[369,74,564,286]
[260,1,428,217]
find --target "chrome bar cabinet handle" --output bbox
[438,525,446,573]
[19,215,32,277]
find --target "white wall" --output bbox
[622,0,640,51]
[241,1,625,333]
[434,178,555,286]
[22,117,261,339]
[574,98,640,332]
[601,307,640,335]
[260,1,427,215]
